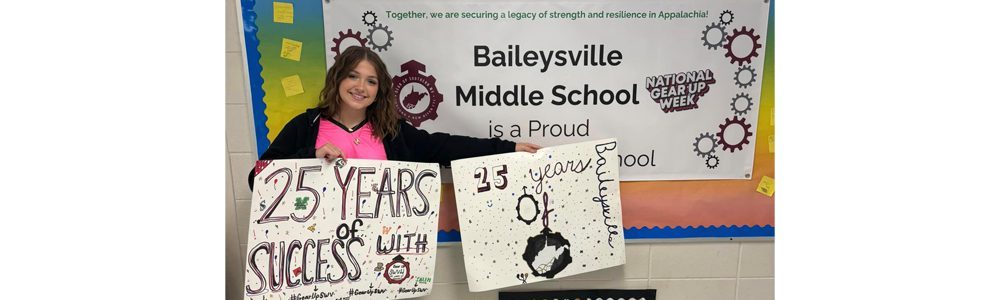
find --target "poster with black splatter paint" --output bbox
[452,139,625,291]
[244,158,440,299]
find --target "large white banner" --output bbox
[245,159,440,299]
[323,0,769,180]
[451,139,625,291]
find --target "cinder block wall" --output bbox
[225,1,774,299]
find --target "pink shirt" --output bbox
[315,118,387,160]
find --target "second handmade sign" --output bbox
[452,138,626,291]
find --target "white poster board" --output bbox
[452,139,625,291]
[244,158,441,299]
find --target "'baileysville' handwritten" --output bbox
[593,141,620,248]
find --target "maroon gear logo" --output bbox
[383,255,411,284]
[392,60,443,127]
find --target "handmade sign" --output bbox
[452,139,625,291]
[244,158,440,299]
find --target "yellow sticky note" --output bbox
[273,2,294,24]
[770,106,775,126]
[280,38,302,61]
[768,135,774,153]
[281,74,305,97]
[756,176,775,197]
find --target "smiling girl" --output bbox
[249,46,540,189]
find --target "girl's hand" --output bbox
[316,143,346,163]
[515,142,542,153]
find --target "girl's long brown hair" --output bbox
[317,46,399,139]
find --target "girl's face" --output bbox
[337,59,379,115]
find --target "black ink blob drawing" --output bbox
[521,192,572,278]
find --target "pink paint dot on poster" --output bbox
[293,267,302,276]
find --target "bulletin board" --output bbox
[237,0,775,241]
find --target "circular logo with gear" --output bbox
[383,255,410,284]
[392,60,443,127]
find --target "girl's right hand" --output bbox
[515,142,542,153]
[316,143,346,163]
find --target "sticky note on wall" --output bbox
[756,176,775,197]
[281,74,305,97]
[273,2,294,24]
[280,38,303,61]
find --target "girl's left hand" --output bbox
[515,142,542,153]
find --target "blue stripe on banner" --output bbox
[437,230,462,243]
[438,225,774,242]
[623,225,774,239]
[241,0,271,157]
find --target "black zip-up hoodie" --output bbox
[248,108,515,189]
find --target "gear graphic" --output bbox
[392,60,444,127]
[716,116,753,152]
[330,29,368,60]
[723,26,762,66]
[705,155,720,169]
[515,187,540,225]
[693,132,718,158]
[701,22,727,50]
[719,10,734,26]
[362,11,377,27]
[730,93,754,116]
[366,23,394,52]
[734,65,757,88]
